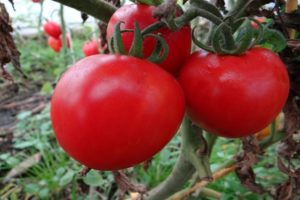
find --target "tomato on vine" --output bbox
[51,55,185,170]
[48,35,70,52]
[43,21,61,39]
[179,47,289,138]
[82,39,101,57]
[106,3,192,75]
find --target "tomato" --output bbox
[48,35,70,52]
[82,39,100,57]
[106,4,191,75]
[51,55,185,170]
[32,0,40,2]
[43,21,61,39]
[179,47,289,138]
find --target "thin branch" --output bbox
[51,0,117,22]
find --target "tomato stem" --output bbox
[145,116,214,200]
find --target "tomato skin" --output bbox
[82,40,100,57]
[51,55,185,170]
[107,4,191,75]
[179,47,290,138]
[43,21,61,39]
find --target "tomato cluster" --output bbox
[51,3,290,170]
[43,21,70,52]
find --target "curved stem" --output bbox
[145,152,195,200]
[59,4,68,65]
[145,116,213,200]
[51,0,117,22]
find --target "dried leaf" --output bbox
[81,12,89,24]
[7,0,15,10]
[0,3,22,80]
[275,180,293,200]
[235,136,265,194]
[113,171,147,200]
[4,153,41,182]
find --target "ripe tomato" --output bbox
[179,47,289,138]
[51,55,185,170]
[82,39,100,57]
[106,4,191,75]
[48,35,70,52]
[32,0,40,2]
[43,21,61,39]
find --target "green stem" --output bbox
[145,116,213,200]
[59,4,68,65]
[51,0,116,22]
[145,152,195,200]
[37,0,44,40]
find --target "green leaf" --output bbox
[59,170,75,186]
[258,29,286,52]
[16,111,32,120]
[40,82,53,95]
[25,183,40,193]
[83,170,103,186]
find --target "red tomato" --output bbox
[48,35,71,52]
[48,36,62,52]
[43,21,61,39]
[51,55,185,170]
[32,0,40,2]
[179,47,289,138]
[106,4,191,75]
[82,39,100,57]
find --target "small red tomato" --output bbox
[107,4,191,75]
[82,39,100,57]
[48,35,71,52]
[43,21,61,39]
[48,36,62,52]
[32,0,40,2]
[179,47,289,138]
[51,55,185,170]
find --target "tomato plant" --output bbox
[251,17,266,29]
[106,4,192,75]
[179,47,290,138]
[51,55,185,170]
[82,39,100,57]
[43,21,62,39]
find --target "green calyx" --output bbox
[192,17,264,55]
[108,21,169,64]
[186,0,264,55]
[135,0,163,6]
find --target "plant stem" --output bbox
[145,152,195,200]
[51,0,117,22]
[145,116,214,200]
[59,4,68,65]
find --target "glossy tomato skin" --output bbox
[51,55,185,170]
[82,40,100,57]
[179,47,289,138]
[107,4,191,75]
[43,21,61,39]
